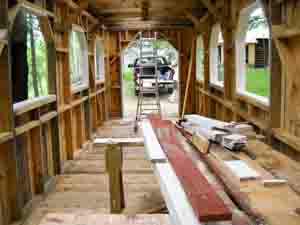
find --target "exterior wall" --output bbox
[248,43,256,66]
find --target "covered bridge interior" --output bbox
[1,0,300,225]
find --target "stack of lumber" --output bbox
[177,115,300,225]
[148,114,232,222]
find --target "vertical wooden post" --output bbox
[270,3,282,129]
[50,117,61,175]
[30,127,44,194]
[105,144,125,213]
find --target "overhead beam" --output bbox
[141,0,149,20]
[184,10,201,28]
[199,0,221,21]
[106,22,192,31]
[272,25,300,39]
[184,10,209,31]
[56,0,98,24]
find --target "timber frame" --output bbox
[1,0,300,225]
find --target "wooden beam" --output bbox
[106,23,192,31]
[105,144,125,213]
[184,10,209,31]
[181,39,195,119]
[198,0,221,20]
[272,128,300,153]
[184,10,201,28]
[16,0,55,17]
[141,121,167,163]
[13,95,56,116]
[148,116,232,222]
[272,25,300,39]
[94,137,144,147]
[141,0,149,20]
[56,0,98,24]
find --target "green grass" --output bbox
[123,68,135,97]
[246,67,270,97]
[123,66,269,98]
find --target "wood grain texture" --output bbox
[39,213,172,225]
[149,115,231,222]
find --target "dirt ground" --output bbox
[122,89,179,118]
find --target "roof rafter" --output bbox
[198,0,222,21]
[184,10,209,31]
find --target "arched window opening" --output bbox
[95,37,105,81]
[236,1,270,104]
[69,26,89,88]
[122,36,179,118]
[11,10,49,103]
[196,35,204,81]
[210,24,224,86]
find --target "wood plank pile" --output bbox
[148,114,232,222]
[176,115,300,225]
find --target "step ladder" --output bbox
[134,32,161,132]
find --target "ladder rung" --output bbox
[140,108,160,110]
[139,103,160,106]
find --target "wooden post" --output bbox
[181,38,195,118]
[105,144,125,213]
[270,3,282,129]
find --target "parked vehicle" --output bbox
[129,56,176,95]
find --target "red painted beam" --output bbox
[148,114,232,222]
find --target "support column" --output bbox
[105,144,125,213]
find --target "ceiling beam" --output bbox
[103,19,193,31]
[184,10,209,31]
[184,10,201,28]
[56,0,98,24]
[141,0,149,20]
[198,0,221,20]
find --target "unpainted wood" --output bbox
[105,144,125,213]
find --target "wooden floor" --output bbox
[21,120,166,225]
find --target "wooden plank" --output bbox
[39,213,172,225]
[191,132,210,154]
[105,144,125,213]
[149,115,232,222]
[15,120,40,136]
[181,39,194,119]
[199,0,221,20]
[15,0,55,17]
[272,25,300,39]
[263,179,287,187]
[272,128,300,153]
[40,111,58,123]
[46,123,55,177]
[29,127,44,194]
[56,0,98,24]
[94,137,144,147]
[13,95,56,116]
[141,121,167,163]
[153,163,201,225]
[0,132,14,144]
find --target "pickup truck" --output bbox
[129,56,176,96]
